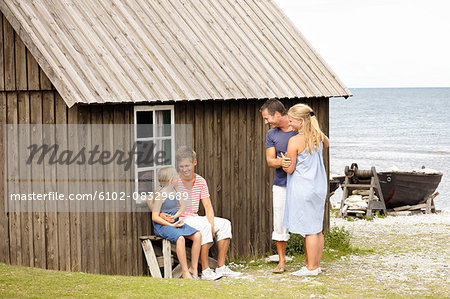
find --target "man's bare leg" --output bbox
[276,240,287,266]
[216,238,230,268]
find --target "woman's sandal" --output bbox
[272,264,285,274]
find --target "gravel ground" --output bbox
[329,211,450,296]
[218,211,450,298]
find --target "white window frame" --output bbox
[134,105,175,194]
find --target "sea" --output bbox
[329,87,450,211]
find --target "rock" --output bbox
[352,190,370,196]
[345,195,363,203]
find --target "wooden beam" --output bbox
[163,239,172,278]
[141,239,162,278]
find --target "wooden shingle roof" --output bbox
[0,0,351,107]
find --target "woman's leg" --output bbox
[318,232,324,268]
[185,232,201,278]
[176,236,192,279]
[303,237,308,267]
[304,234,320,270]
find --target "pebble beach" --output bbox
[217,211,450,298]
[329,212,450,296]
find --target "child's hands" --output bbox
[280,152,291,168]
[173,220,184,228]
[160,213,175,223]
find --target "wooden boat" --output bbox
[377,171,442,208]
[333,166,442,209]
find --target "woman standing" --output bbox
[281,104,329,276]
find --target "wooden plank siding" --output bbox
[17,92,32,268]
[6,92,20,266]
[0,14,4,90]
[77,105,91,274]
[173,98,330,258]
[43,92,59,270]
[0,92,9,264]
[0,94,330,273]
[89,105,105,274]
[0,96,142,275]
[55,94,71,271]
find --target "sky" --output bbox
[273,0,450,88]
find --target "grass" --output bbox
[0,261,396,299]
[0,263,270,298]
[0,223,446,298]
[0,228,374,299]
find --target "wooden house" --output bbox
[0,0,351,276]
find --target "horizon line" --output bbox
[348,86,450,89]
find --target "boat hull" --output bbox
[333,172,442,209]
[377,172,442,208]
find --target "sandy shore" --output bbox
[218,211,450,297]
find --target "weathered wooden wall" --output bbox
[0,93,151,275]
[175,98,330,258]
[0,11,151,275]
[0,11,330,275]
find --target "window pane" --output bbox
[138,170,154,193]
[155,139,171,166]
[155,110,171,137]
[136,141,155,168]
[163,139,172,165]
[136,111,153,138]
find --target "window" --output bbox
[134,106,175,195]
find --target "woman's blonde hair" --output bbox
[288,104,326,154]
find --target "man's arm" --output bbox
[201,196,215,239]
[266,147,283,168]
[322,135,330,148]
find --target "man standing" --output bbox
[260,99,297,273]
[176,146,241,280]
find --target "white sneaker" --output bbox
[215,265,242,277]
[302,265,323,273]
[201,268,222,281]
[291,267,320,276]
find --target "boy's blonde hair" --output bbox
[176,146,196,163]
[288,104,326,154]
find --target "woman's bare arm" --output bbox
[282,138,298,174]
